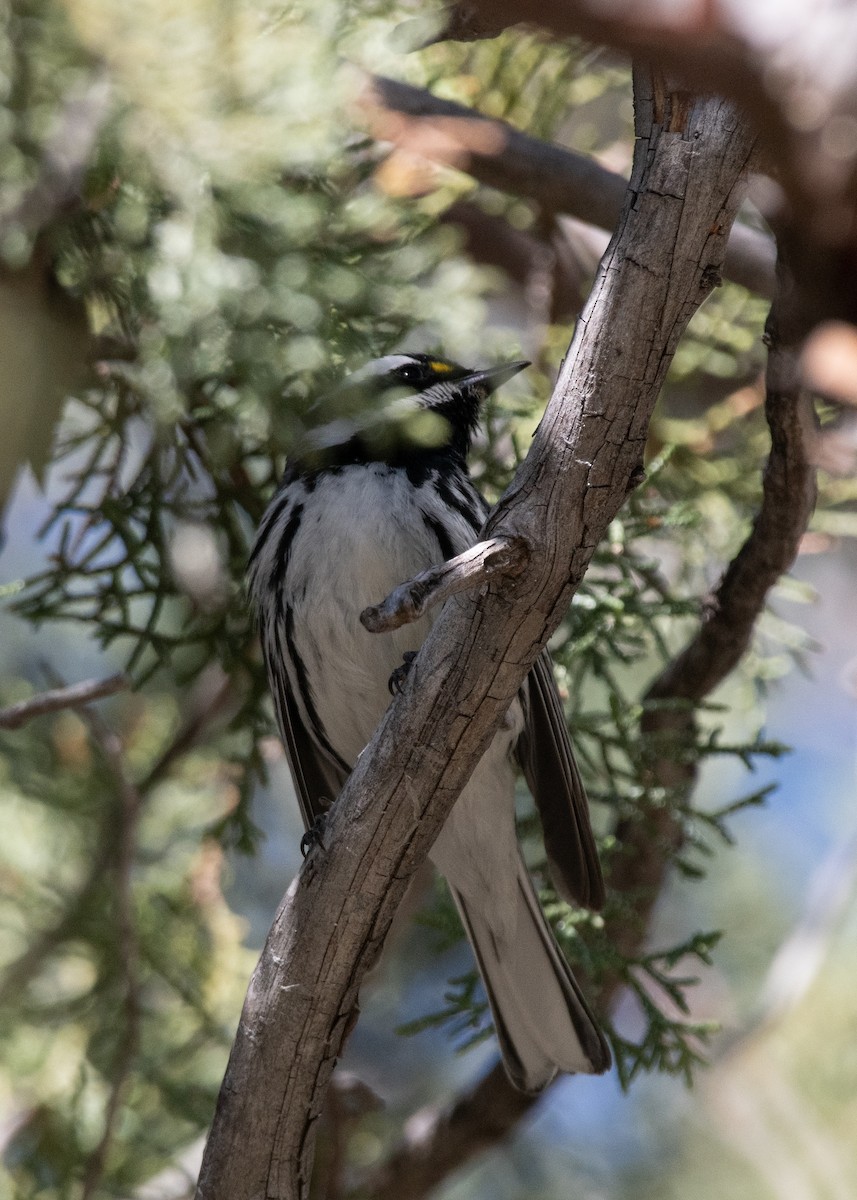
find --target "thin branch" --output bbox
[364,73,776,300]
[360,536,529,633]
[644,319,818,711]
[0,673,129,730]
[610,268,818,961]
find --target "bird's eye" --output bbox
[395,363,420,384]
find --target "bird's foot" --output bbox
[300,813,328,857]
[388,650,417,696]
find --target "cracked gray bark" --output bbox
[195,69,756,1200]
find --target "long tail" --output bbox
[450,854,611,1092]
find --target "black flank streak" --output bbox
[422,511,457,563]
[248,487,293,570]
[435,472,484,534]
[283,604,350,774]
[270,502,304,594]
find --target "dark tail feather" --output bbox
[450,854,611,1093]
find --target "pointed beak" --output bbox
[462,360,530,395]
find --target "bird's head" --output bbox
[297,353,529,470]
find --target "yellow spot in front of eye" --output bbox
[429,360,454,374]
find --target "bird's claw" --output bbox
[300,813,328,857]
[388,650,417,696]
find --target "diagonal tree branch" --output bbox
[363,73,629,228]
[350,1062,532,1200]
[196,69,757,1200]
[353,254,818,1200]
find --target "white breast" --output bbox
[283,465,477,764]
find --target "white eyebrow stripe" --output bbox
[349,355,417,382]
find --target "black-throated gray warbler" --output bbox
[248,353,610,1091]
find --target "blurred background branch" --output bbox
[364,73,777,302]
[0,672,128,730]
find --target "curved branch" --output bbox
[646,366,817,708]
[196,70,756,1200]
[356,1062,531,1200]
[610,298,817,961]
